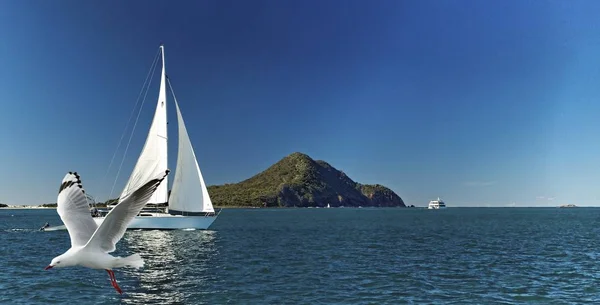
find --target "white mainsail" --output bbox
[168,91,215,214]
[119,45,169,203]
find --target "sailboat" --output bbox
[45,44,219,231]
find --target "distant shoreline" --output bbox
[0,206,311,209]
[2,205,405,209]
[0,206,57,209]
[0,205,596,209]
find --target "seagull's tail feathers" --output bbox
[117,253,144,269]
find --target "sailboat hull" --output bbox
[117,214,218,230]
[43,214,218,231]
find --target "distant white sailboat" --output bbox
[46,44,219,231]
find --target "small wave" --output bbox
[3,228,36,233]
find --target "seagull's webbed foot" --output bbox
[105,269,123,295]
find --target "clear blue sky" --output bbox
[1,0,600,207]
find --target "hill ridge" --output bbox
[207,152,405,208]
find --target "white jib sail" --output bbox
[168,96,215,213]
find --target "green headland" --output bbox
[207,152,405,208]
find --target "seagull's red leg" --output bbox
[105,269,123,294]
[109,270,123,295]
[110,270,123,295]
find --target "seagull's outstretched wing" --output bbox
[57,172,98,247]
[85,170,169,253]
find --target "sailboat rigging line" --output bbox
[107,46,162,201]
[166,76,179,105]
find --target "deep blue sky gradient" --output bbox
[2,0,600,206]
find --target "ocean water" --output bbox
[1,207,600,304]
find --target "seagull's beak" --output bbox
[44,265,53,270]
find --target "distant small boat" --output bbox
[428,197,446,209]
[559,204,577,208]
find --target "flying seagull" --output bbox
[45,170,169,294]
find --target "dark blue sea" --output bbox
[2,207,600,304]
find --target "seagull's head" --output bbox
[45,254,73,270]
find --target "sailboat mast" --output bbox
[151,43,168,204]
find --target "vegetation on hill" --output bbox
[207,152,405,208]
[0,203,7,208]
